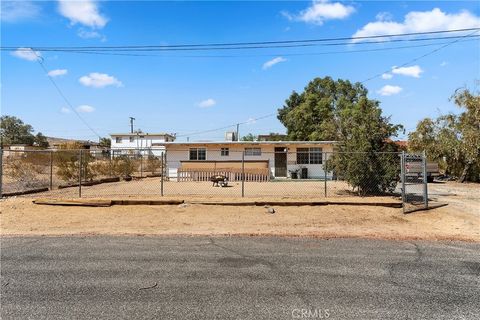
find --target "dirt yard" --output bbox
[1,181,478,241]
[21,178,387,199]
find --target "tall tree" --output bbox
[278,77,369,141]
[409,87,480,182]
[99,137,111,148]
[0,115,49,148]
[278,77,403,195]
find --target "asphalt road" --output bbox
[1,236,479,320]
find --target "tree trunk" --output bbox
[458,162,471,183]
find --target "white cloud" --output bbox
[79,72,123,88]
[198,98,216,108]
[377,85,403,96]
[76,105,95,113]
[11,47,41,61]
[352,8,480,41]
[262,57,287,70]
[48,69,68,77]
[60,107,71,114]
[375,11,393,22]
[1,1,40,22]
[283,0,355,25]
[57,0,107,29]
[77,28,106,41]
[440,61,448,67]
[381,73,393,80]
[391,65,423,78]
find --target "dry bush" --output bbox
[145,156,162,174]
[5,160,45,188]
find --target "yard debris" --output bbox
[266,207,275,214]
[178,203,189,208]
[139,282,157,290]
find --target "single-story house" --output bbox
[156,141,336,181]
[110,132,176,157]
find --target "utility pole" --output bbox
[129,117,135,133]
[236,123,240,141]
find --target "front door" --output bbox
[274,147,287,177]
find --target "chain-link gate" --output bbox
[401,152,428,213]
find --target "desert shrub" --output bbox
[55,150,96,182]
[145,155,162,174]
[111,156,135,177]
[5,160,45,188]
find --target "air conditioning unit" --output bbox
[225,131,237,141]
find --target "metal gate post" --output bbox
[422,150,428,209]
[400,151,406,213]
[78,150,82,198]
[324,152,327,197]
[241,152,245,198]
[161,152,164,196]
[0,148,3,198]
[49,151,53,190]
[140,150,143,178]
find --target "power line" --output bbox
[17,37,478,58]
[4,33,478,54]
[175,113,276,138]
[361,29,480,83]
[3,28,478,51]
[33,54,102,139]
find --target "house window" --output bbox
[296,148,309,164]
[189,148,206,160]
[296,147,322,164]
[129,136,134,142]
[115,137,122,143]
[244,147,261,156]
[221,148,229,156]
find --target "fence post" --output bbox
[78,149,82,198]
[324,153,327,197]
[0,148,3,198]
[49,151,53,190]
[400,151,406,213]
[241,151,245,197]
[161,152,164,196]
[422,150,428,209]
[140,151,143,178]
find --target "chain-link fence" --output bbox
[0,148,430,211]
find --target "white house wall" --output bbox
[165,143,335,180]
[111,136,167,157]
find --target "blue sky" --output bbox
[2,0,479,142]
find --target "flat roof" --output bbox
[154,140,336,146]
[109,133,174,137]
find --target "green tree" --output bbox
[1,115,35,146]
[99,137,111,148]
[0,115,49,148]
[34,132,49,148]
[241,133,257,141]
[409,87,480,182]
[278,77,403,195]
[278,77,369,141]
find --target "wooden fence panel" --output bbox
[177,168,270,182]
